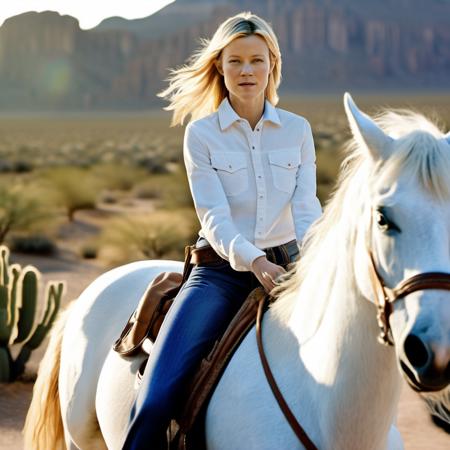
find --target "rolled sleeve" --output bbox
[291,119,322,248]
[183,122,265,272]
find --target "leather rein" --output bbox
[256,217,450,448]
[256,295,319,450]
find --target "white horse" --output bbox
[24,93,450,450]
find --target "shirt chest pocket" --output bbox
[210,151,249,197]
[268,148,301,194]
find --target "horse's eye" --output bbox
[376,211,389,229]
[375,209,400,233]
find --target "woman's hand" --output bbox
[251,255,287,294]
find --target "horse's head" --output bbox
[344,93,450,393]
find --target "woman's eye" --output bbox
[228,59,263,63]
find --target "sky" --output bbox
[0,0,176,29]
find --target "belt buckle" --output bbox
[266,240,297,266]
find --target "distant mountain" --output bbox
[0,0,448,111]
[95,0,227,40]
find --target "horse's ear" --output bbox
[344,92,394,161]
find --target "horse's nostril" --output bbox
[404,334,430,369]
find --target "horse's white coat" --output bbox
[50,95,450,450]
[59,260,182,449]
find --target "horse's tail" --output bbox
[23,303,73,450]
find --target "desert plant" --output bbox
[0,245,64,382]
[136,154,169,174]
[0,184,53,244]
[12,160,34,173]
[91,163,148,191]
[132,166,193,209]
[9,234,57,256]
[41,166,98,221]
[100,190,120,204]
[80,242,98,259]
[100,208,198,265]
[133,185,160,200]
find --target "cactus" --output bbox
[0,245,64,382]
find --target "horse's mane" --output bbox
[377,110,450,200]
[271,108,450,325]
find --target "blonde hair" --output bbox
[157,11,282,126]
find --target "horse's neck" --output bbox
[275,265,401,448]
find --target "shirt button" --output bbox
[258,175,262,179]
[259,195,263,199]
[259,217,263,221]
[256,128,260,131]
[252,146,255,150]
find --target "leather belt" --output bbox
[191,245,224,265]
[190,240,298,267]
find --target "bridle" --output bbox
[368,250,450,345]
[366,210,450,345]
[256,209,450,450]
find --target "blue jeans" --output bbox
[121,238,299,450]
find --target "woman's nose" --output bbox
[241,63,253,74]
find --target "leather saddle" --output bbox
[113,246,269,449]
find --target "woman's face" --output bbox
[216,34,274,104]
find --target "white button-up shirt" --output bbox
[183,96,322,272]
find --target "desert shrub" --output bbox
[0,160,34,173]
[0,183,54,243]
[132,166,193,209]
[80,242,98,259]
[12,160,34,173]
[9,234,56,255]
[132,179,164,200]
[136,154,169,174]
[99,208,199,265]
[91,163,148,191]
[40,166,98,221]
[100,191,120,204]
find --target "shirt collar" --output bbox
[218,96,282,131]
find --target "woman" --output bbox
[122,11,322,449]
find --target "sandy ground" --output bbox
[0,210,448,449]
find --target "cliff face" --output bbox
[0,1,448,110]
[0,11,140,108]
